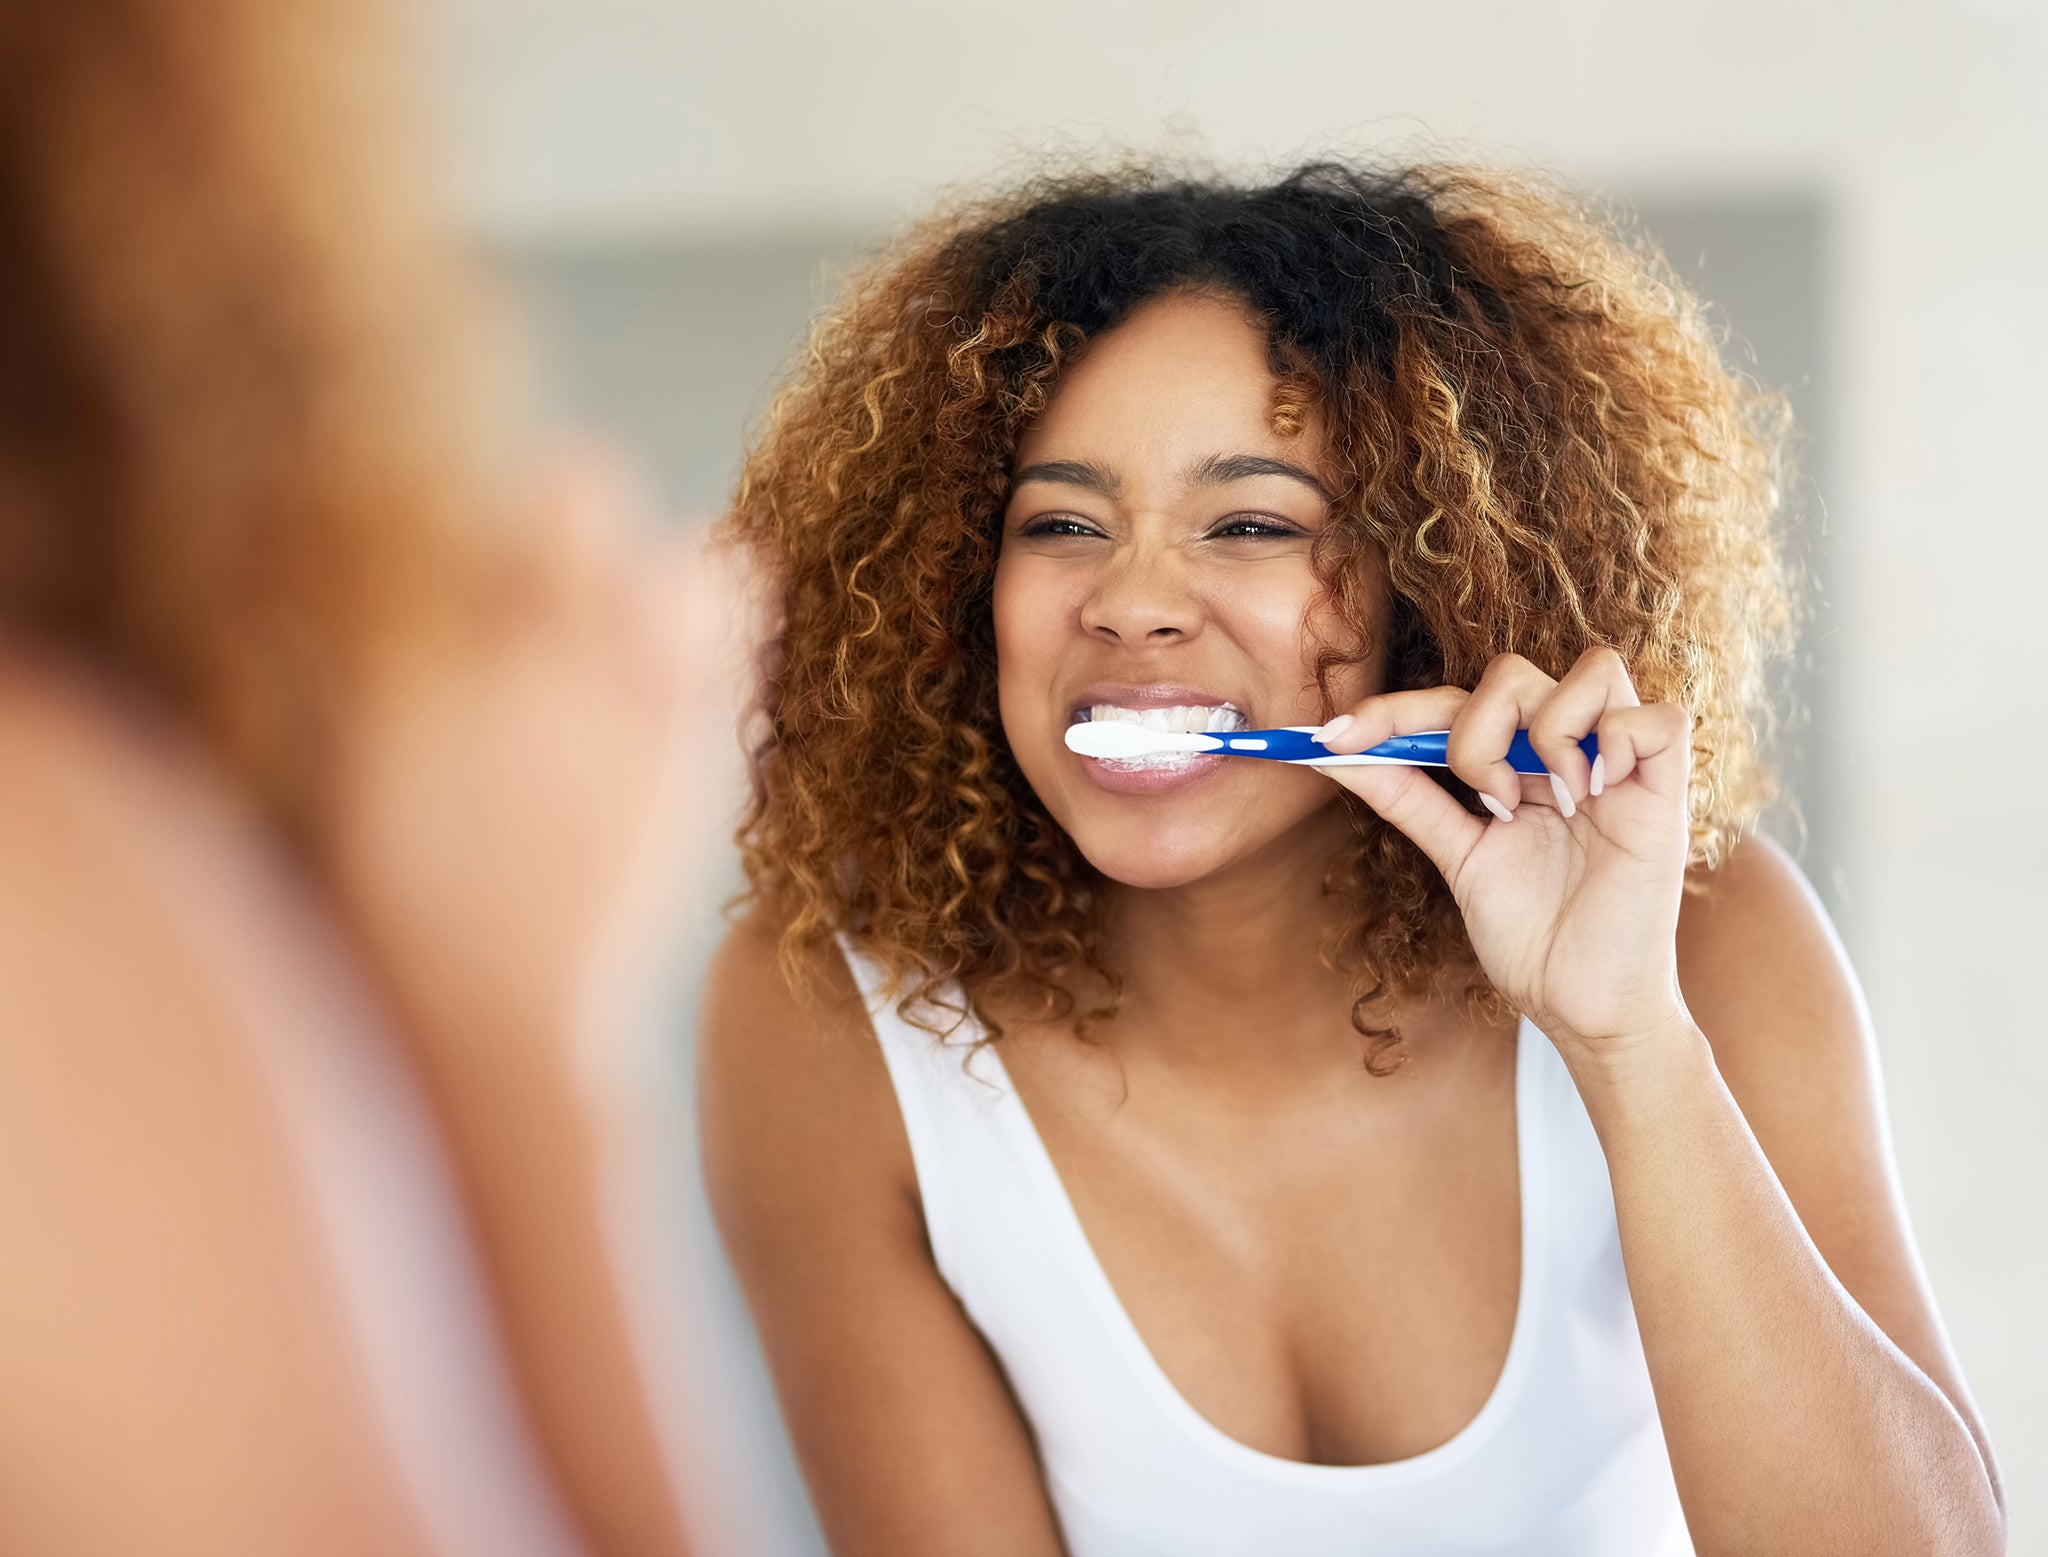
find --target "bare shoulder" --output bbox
[698,910,871,1066]
[697,917,1065,1554]
[1675,830,1870,1112]
[0,650,324,1018]
[0,650,179,860]
[1678,829,1851,1004]
[0,647,433,1188]
[0,659,541,1556]
[695,913,921,1257]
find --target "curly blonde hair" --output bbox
[728,160,1795,1061]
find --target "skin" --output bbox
[325,449,736,1557]
[0,647,582,1557]
[0,453,731,1556]
[701,291,2006,1555]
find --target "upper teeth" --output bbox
[1084,703,1246,734]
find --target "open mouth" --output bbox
[1069,702,1248,772]
[1070,703,1248,734]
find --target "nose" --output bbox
[1078,535,1202,645]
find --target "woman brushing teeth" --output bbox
[706,164,2004,1556]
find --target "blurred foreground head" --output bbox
[0,0,506,831]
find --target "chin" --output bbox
[1053,779,1335,890]
[1069,829,1236,891]
[1014,739,1341,892]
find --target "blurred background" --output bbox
[422,0,2046,1547]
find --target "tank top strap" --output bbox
[1522,1013,1629,1278]
[835,934,1024,1299]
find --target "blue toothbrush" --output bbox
[1064,722,1597,774]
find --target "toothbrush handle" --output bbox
[1506,732,1600,774]
[1275,727,1598,775]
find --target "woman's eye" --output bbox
[1020,515,1103,539]
[1207,514,1302,540]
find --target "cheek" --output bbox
[1297,569,1387,709]
[992,556,1077,723]
[1244,582,1320,658]
[1213,569,1362,714]
[990,556,1031,659]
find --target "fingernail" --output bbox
[1479,792,1514,823]
[1588,754,1605,798]
[1548,773,1577,819]
[1314,714,1355,746]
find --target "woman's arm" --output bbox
[697,921,1067,1557]
[1315,648,2004,1556]
[1573,832,2003,1555]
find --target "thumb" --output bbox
[1316,762,1487,885]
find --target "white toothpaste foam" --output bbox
[1077,702,1244,771]
[1083,702,1246,734]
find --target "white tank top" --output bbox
[840,938,1695,1556]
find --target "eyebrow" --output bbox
[1008,453,1330,502]
[1010,459,1122,497]
[1185,452,1331,500]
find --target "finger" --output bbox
[1589,701,1691,801]
[1448,655,1555,819]
[1312,686,1469,753]
[1316,760,1486,885]
[1528,646,1639,812]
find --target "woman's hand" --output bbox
[1313,648,1693,1059]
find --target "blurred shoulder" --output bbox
[0,647,229,921]
[0,646,170,822]
[0,643,252,865]
[0,644,356,1042]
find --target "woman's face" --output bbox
[994,290,1385,890]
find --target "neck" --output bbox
[1102,801,1366,1079]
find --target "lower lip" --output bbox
[1074,750,1231,795]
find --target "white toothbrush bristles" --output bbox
[1063,723,1223,760]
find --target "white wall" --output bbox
[429,0,2048,1544]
